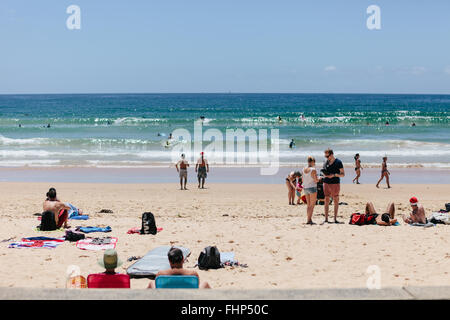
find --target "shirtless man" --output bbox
[42,188,71,229]
[176,154,189,190]
[365,202,398,226]
[147,247,211,289]
[403,197,427,224]
[195,152,209,189]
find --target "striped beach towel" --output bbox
[76,237,118,251]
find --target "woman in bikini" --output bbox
[285,171,301,205]
[376,156,391,188]
[352,153,362,184]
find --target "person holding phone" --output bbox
[321,149,345,224]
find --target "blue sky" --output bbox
[1,0,450,94]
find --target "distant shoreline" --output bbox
[0,166,449,184]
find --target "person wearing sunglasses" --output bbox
[321,148,345,224]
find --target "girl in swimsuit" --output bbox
[285,171,301,205]
[376,156,391,188]
[352,153,362,184]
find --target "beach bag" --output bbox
[350,213,376,225]
[40,211,57,231]
[446,203,450,212]
[197,246,221,270]
[317,181,325,200]
[65,230,85,242]
[140,212,157,235]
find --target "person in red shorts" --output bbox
[320,149,345,224]
[43,188,71,229]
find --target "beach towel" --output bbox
[127,246,190,278]
[76,226,111,233]
[76,237,118,251]
[69,215,89,220]
[34,226,64,233]
[9,237,64,249]
[429,212,450,225]
[127,227,163,234]
[66,203,81,218]
[220,252,236,264]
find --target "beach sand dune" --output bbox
[0,182,449,290]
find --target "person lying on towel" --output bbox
[365,202,398,226]
[43,187,71,229]
[403,197,427,224]
[147,247,211,289]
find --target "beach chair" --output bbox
[87,273,130,288]
[155,275,199,289]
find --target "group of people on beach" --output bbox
[286,148,424,225]
[175,152,209,190]
[286,148,344,225]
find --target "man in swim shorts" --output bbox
[147,247,211,289]
[43,188,71,229]
[321,148,345,224]
[364,202,398,226]
[176,154,189,190]
[195,152,209,189]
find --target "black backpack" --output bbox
[40,211,57,231]
[140,212,157,235]
[316,181,325,200]
[197,246,222,270]
[65,230,85,242]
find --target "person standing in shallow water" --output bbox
[376,156,391,189]
[176,154,189,190]
[195,152,209,189]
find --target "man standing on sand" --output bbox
[43,188,71,229]
[195,152,209,189]
[176,154,189,190]
[147,247,211,289]
[403,197,427,224]
[321,149,345,224]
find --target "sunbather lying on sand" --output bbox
[365,202,398,226]
[43,188,71,229]
[403,197,427,224]
[147,247,211,289]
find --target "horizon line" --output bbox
[1,91,450,96]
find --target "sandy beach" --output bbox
[0,180,449,290]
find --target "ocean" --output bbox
[0,93,449,169]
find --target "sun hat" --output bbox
[409,197,419,206]
[98,249,123,269]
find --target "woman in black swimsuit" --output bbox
[352,153,362,184]
[376,156,391,188]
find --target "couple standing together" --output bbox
[176,152,209,190]
[287,148,345,225]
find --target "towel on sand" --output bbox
[9,237,64,249]
[76,226,111,233]
[69,215,89,220]
[76,237,118,251]
[127,227,163,234]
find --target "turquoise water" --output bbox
[0,93,449,168]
